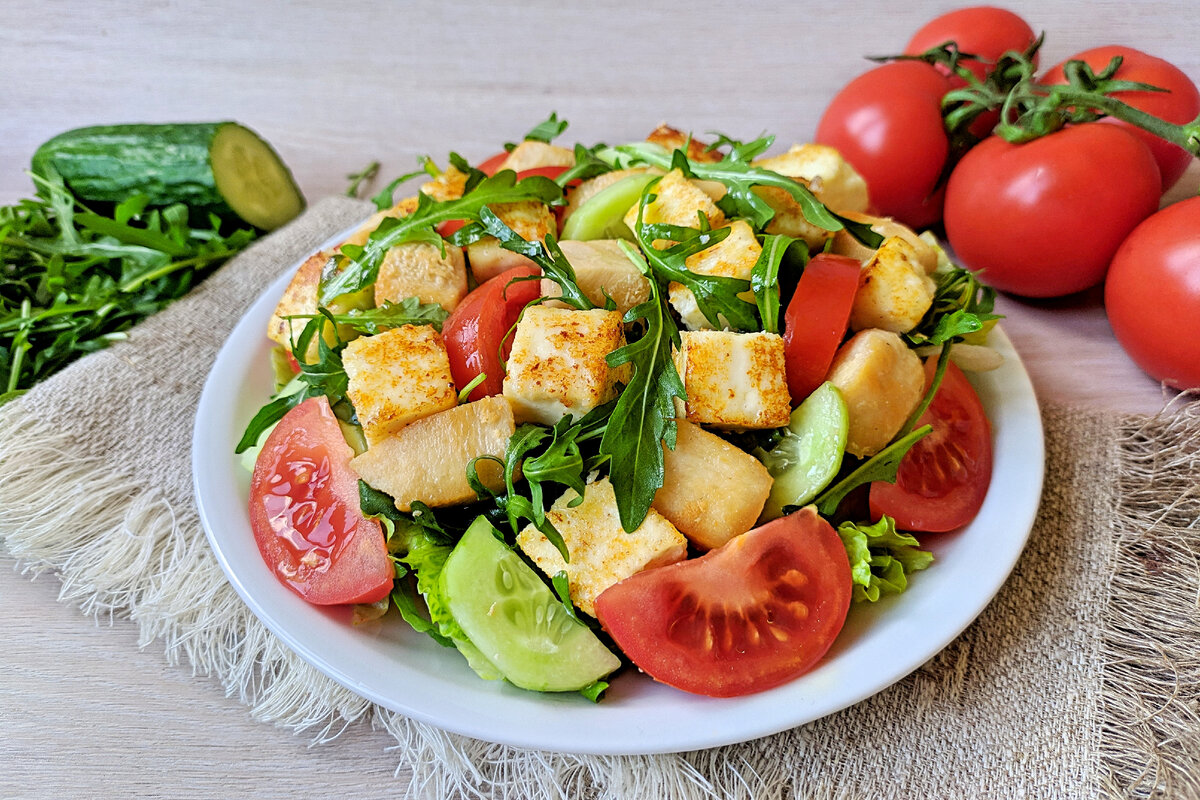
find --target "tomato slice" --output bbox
[869,359,993,532]
[248,396,393,605]
[476,151,509,176]
[782,253,861,403]
[593,507,852,697]
[442,265,541,402]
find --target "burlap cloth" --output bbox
[2,197,1197,799]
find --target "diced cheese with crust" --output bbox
[752,143,869,214]
[466,201,556,283]
[669,220,761,330]
[542,239,650,316]
[341,196,420,248]
[342,325,457,445]
[645,124,723,163]
[623,169,725,240]
[420,165,468,202]
[826,329,925,458]
[350,396,513,511]
[375,241,468,312]
[673,331,791,430]
[652,419,773,550]
[266,251,372,361]
[503,306,630,425]
[752,185,833,250]
[831,211,939,273]
[500,141,576,172]
[517,476,687,617]
[849,236,937,334]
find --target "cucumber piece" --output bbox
[757,382,850,520]
[31,122,305,230]
[440,517,620,692]
[560,173,656,241]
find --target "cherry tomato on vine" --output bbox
[905,6,1038,87]
[869,360,992,533]
[815,61,954,229]
[594,506,852,697]
[442,265,541,401]
[1105,196,1200,390]
[248,396,393,605]
[782,252,861,402]
[1043,45,1200,191]
[943,123,1161,297]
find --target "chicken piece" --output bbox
[826,329,925,458]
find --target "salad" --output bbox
[237,117,1000,701]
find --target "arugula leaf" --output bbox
[813,425,933,517]
[836,516,934,603]
[598,241,686,532]
[345,161,380,199]
[475,208,600,311]
[907,263,1000,348]
[750,234,805,334]
[555,142,617,186]
[320,171,562,304]
[517,112,569,144]
[705,132,776,163]
[285,296,449,335]
[369,165,434,212]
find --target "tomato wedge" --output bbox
[869,359,993,532]
[782,252,861,403]
[442,265,541,402]
[248,396,393,605]
[594,507,852,697]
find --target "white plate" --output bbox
[193,225,1044,756]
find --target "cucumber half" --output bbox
[440,517,620,692]
[757,381,850,520]
[32,122,305,230]
[560,173,656,241]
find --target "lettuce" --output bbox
[837,516,934,603]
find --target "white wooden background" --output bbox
[2,1,1197,796]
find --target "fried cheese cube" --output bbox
[340,196,421,248]
[265,251,372,361]
[651,419,773,550]
[673,331,791,430]
[502,306,629,425]
[826,329,925,458]
[419,165,469,202]
[542,239,651,316]
[342,325,457,445]
[466,201,557,283]
[752,185,833,250]
[752,143,869,214]
[500,140,576,172]
[350,396,514,511]
[375,241,468,312]
[623,169,725,240]
[645,124,723,163]
[830,211,939,273]
[849,236,937,334]
[668,220,761,330]
[517,476,687,617]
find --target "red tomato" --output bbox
[783,253,860,402]
[944,123,1161,297]
[869,360,992,533]
[1043,46,1200,191]
[905,6,1037,87]
[815,61,954,228]
[248,397,393,605]
[442,265,541,401]
[594,507,852,698]
[476,151,508,176]
[1104,196,1200,390]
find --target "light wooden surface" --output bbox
[2,2,1196,797]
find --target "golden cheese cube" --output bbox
[376,241,468,312]
[623,169,725,237]
[466,201,556,283]
[350,396,514,511]
[753,143,869,214]
[831,211,939,273]
[849,236,937,334]
[420,165,468,202]
[542,239,650,317]
[266,251,371,361]
[517,476,687,617]
[503,306,629,425]
[826,329,925,458]
[340,196,420,248]
[342,325,457,445]
[669,220,761,330]
[499,140,576,172]
[752,185,833,250]
[673,330,791,430]
[645,124,723,163]
[651,419,773,550]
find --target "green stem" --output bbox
[117,248,236,292]
[1050,85,1200,152]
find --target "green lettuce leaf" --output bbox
[836,516,934,603]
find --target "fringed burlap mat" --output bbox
[2,197,1197,799]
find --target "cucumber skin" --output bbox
[32,123,233,209]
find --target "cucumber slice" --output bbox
[32,122,305,230]
[560,173,656,241]
[440,517,620,692]
[757,382,850,520]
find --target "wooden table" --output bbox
[2,2,1196,797]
